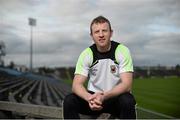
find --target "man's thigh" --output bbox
[102,92,136,114]
[64,93,102,115]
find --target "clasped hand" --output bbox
[88,92,104,111]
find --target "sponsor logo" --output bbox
[90,68,97,76]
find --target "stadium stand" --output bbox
[0,67,71,118]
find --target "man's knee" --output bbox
[118,92,136,107]
[63,93,77,108]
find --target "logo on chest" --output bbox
[110,65,116,73]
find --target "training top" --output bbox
[74,41,133,92]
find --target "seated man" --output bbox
[63,16,136,119]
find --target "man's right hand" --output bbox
[88,92,104,111]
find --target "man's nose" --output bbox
[99,31,104,37]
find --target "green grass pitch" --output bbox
[132,76,180,118]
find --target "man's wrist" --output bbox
[103,91,110,100]
[85,93,93,102]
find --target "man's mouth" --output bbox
[99,39,105,42]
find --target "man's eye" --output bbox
[103,30,108,32]
[94,31,99,34]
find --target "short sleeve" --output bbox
[115,44,134,73]
[74,48,93,77]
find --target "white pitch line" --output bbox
[137,106,175,119]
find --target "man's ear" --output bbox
[90,32,93,37]
[110,30,113,37]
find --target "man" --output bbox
[63,16,136,119]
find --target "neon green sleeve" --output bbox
[115,44,134,73]
[75,48,93,76]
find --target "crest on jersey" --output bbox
[110,65,116,73]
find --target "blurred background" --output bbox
[0,0,180,119]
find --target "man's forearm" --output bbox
[72,84,91,102]
[103,82,131,100]
[103,72,133,100]
[72,75,91,102]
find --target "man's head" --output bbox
[90,16,113,52]
[90,16,112,35]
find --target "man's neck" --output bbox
[97,41,111,53]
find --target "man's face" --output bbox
[91,22,113,49]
